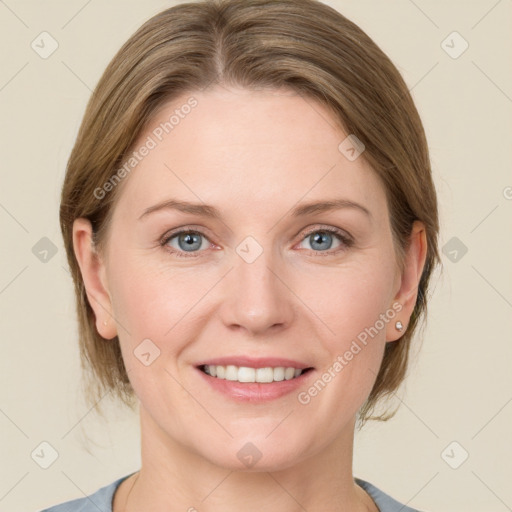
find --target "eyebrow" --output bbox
[138,197,372,221]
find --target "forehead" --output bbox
[113,86,386,222]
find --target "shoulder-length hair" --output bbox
[60,0,441,425]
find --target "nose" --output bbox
[217,245,295,336]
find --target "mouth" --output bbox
[198,364,314,383]
[194,357,315,402]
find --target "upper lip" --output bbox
[196,356,313,370]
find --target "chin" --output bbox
[197,434,309,473]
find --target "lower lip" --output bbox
[195,367,314,403]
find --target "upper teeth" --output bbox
[203,365,304,383]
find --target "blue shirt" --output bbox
[39,473,423,511]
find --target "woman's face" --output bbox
[80,85,421,471]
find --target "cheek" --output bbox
[107,252,213,380]
[301,256,395,344]
[108,249,199,336]
[306,260,395,398]
[107,261,199,406]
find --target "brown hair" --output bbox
[60,0,441,425]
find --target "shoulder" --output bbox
[38,474,134,512]
[355,477,426,512]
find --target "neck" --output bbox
[118,406,376,512]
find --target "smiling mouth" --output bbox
[198,364,314,383]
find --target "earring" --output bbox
[395,320,404,331]
[103,320,108,326]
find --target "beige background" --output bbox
[1,1,511,511]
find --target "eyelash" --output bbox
[159,225,354,259]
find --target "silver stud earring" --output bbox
[395,320,404,331]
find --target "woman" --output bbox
[43,0,440,510]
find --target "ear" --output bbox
[72,218,117,340]
[386,220,428,342]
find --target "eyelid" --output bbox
[296,224,353,242]
[159,224,214,245]
[160,223,354,257]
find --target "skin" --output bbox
[74,85,427,512]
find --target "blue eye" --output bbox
[160,226,353,258]
[298,228,352,253]
[162,230,210,257]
